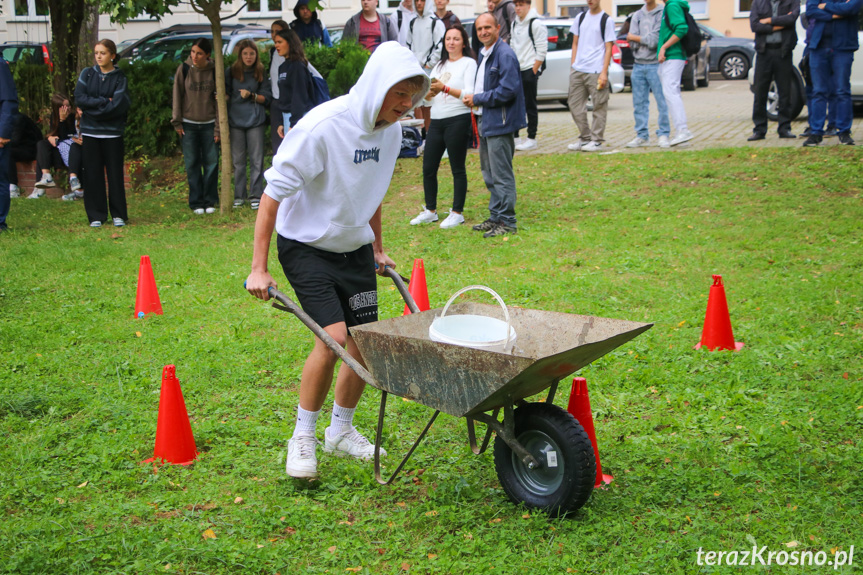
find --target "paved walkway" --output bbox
[526,77,863,155]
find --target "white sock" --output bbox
[329,402,356,436]
[292,406,320,438]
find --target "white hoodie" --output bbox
[264,42,430,254]
[511,8,548,71]
[406,0,445,71]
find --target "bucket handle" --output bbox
[439,285,513,353]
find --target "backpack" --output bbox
[409,15,444,68]
[576,10,610,43]
[399,126,422,158]
[307,63,330,108]
[511,17,547,75]
[664,6,701,57]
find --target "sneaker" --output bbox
[483,223,517,238]
[9,184,19,198]
[69,176,82,191]
[802,135,822,147]
[61,191,80,201]
[566,141,584,152]
[657,135,671,149]
[625,136,649,148]
[89,221,101,228]
[324,426,386,460]
[416,141,425,156]
[286,435,319,478]
[250,200,260,210]
[205,207,216,214]
[515,138,538,151]
[824,127,839,138]
[472,218,498,232]
[838,133,856,146]
[410,208,439,225]
[232,199,244,208]
[34,174,54,189]
[514,136,524,146]
[27,189,44,199]
[581,141,602,152]
[113,217,125,227]
[669,130,694,146]
[193,208,205,215]
[439,212,465,229]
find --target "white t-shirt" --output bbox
[474,43,495,116]
[429,57,477,120]
[570,11,615,74]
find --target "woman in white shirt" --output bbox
[410,25,477,230]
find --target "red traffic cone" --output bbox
[403,258,430,315]
[135,255,163,318]
[567,377,613,488]
[143,365,198,466]
[694,275,744,351]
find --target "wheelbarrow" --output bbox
[261,269,652,516]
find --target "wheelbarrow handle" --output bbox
[382,266,421,314]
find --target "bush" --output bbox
[9,63,52,128]
[118,59,180,158]
[305,40,370,98]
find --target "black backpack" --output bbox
[664,6,701,57]
[511,18,548,75]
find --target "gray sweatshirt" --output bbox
[225,67,272,129]
[629,3,664,65]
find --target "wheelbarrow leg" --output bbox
[467,409,499,455]
[374,390,440,485]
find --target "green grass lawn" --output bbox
[1,147,861,574]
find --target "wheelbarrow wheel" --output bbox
[493,403,596,516]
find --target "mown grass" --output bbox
[1,147,861,574]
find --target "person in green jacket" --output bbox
[658,0,693,146]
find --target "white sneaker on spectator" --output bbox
[410,208,438,225]
[205,207,216,214]
[61,191,81,201]
[193,208,205,215]
[324,426,385,460]
[232,199,244,208]
[9,184,19,198]
[28,189,44,199]
[250,200,260,210]
[34,173,54,189]
[113,217,125,227]
[567,141,584,152]
[514,136,524,146]
[285,435,319,478]
[657,135,671,149]
[69,176,82,191]
[626,136,649,148]
[439,212,465,229]
[582,141,602,152]
[670,129,693,146]
[516,138,537,151]
[90,221,101,228]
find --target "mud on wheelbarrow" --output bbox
[266,270,652,516]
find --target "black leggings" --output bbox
[422,114,471,213]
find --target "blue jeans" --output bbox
[182,121,219,209]
[0,146,8,230]
[809,47,855,135]
[631,62,670,139]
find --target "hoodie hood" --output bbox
[516,7,540,23]
[184,56,215,72]
[348,41,430,133]
[293,0,320,21]
[416,0,432,18]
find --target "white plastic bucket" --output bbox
[429,286,516,353]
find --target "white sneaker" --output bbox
[626,136,649,148]
[324,426,386,460]
[205,207,216,214]
[439,212,465,229]
[34,174,54,189]
[670,129,693,146]
[232,199,244,208]
[657,135,671,149]
[581,141,602,152]
[61,191,82,201]
[567,141,584,152]
[113,217,125,227]
[9,184,20,198]
[89,221,101,228]
[410,208,439,225]
[286,435,319,478]
[193,208,205,215]
[514,136,524,146]
[515,138,538,151]
[27,189,45,199]
[69,176,82,191]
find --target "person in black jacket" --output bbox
[274,29,313,139]
[748,0,799,141]
[74,39,131,228]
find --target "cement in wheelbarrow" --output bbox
[350,303,652,418]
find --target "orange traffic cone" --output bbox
[143,365,198,466]
[135,255,163,318]
[567,377,613,488]
[403,258,430,315]
[694,275,744,351]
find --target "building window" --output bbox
[13,0,49,18]
[689,0,708,18]
[557,0,587,18]
[735,0,752,17]
[244,0,283,17]
[614,1,642,20]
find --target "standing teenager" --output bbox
[172,38,220,215]
[227,39,271,210]
[275,29,314,139]
[269,20,290,154]
[658,0,694,146]
[74,39,130,228]
[0,55,17,233]
[410,25,476,229]
[245,42,429,479]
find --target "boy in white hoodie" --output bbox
[245,42,430,479]
[511,0,547,151]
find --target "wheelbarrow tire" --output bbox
[493,403,596,517]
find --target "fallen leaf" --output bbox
[136,332,142,338]
[234,497,244,504]
[664,458,671,463]
[376,548,386,554]
[427,554,437,560]
[164,564,171,570]
[202,529,216,540]
[396,502,406,508]
[77,481,88,488]
[714,492,721,497]
[785,541,799,548]
[401,562,410,571]
[346,568,362,573]
[55,498,65,504]
[424,510,438,517]
[328,546,337,553]
[490,517,503,524]
[257,544,264,548]
[522,514,530,519]
[339,521,353,526]
[284,527,296,535]
[843,372,849,379]
[686,516,691,523]
[781,421,787,425]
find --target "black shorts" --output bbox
[276,235,378,329]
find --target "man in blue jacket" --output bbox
[803,0,862,146]
[463,13,526,238]
[0,55,19,232]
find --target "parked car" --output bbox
[118,24,257,61]
[328,25,345,44]
[0,42,52,71]
[615,15,710,91]
[748,10,863,121]
[131,28,273,63]
[698,24,755,80]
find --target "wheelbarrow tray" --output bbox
[350,303,652,418]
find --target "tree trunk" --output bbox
[77,3,99,82]
[48,0,87,97]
